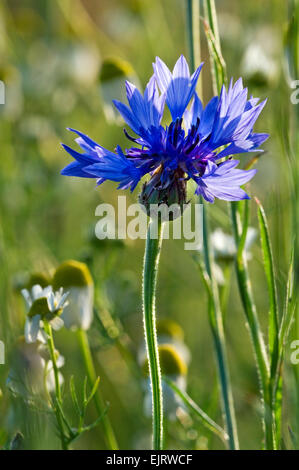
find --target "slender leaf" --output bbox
[275,250,296,391]
[85,377,101,407]
[272,251,295,446]
[256,198,279,374]
[163,376,228,444]
[70,376,81,417]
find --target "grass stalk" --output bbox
[187,0,239,450]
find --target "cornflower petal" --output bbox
[153,55,203,120]
[61,58,268,204]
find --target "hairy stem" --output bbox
[203,205,239,450]
[231,203,275,449]
[142,218,164,450]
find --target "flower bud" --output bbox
[139,168,188,221]
[52,260,94,331]
[157,319,191,367]
[157,319,184,341]
[26,272,51,290]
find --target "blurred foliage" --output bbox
[0,0,297,450]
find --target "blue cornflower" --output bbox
[61,55,268,204]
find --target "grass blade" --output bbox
[202,0,227,94]
[275,250,296,393]
[163,376,228,445]
[256,198,279,374]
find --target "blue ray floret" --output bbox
[61,55,269,203]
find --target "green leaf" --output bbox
[82,376,88,406]
[256,198,279,374]
[275,250,296,388]
[70,376,81,417]
[85,377,101,407]
[81,405,110,433]
[288,426,298,450]
[279,249,295,351]
[55,398,75,440]
[273,250,295,446]
[163,376,228,445]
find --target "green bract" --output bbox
[28,297,62,319]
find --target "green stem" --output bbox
[202,205,239,450]
[203,0,220,46]
[203,0,226,94]
[186,0,202,97]
[202,0,276,450]
[186,0,239,450]
[142,218,164,450]
[231,203,275,449]
[44,321,68,450]
[77,328,119,450]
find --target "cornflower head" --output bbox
[21,285,69,343]
[61,55,268,207]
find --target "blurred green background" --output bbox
[0,0,297,450]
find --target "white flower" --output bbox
[61,285,93,330]
[199,228,257,285]
[52,260,94,331]
[210,227,257,262]
[21,285,69,344]
[6,338,64,398]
